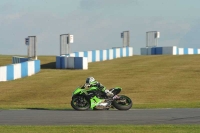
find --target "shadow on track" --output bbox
[26,108,74,111]
[26,108,117,111]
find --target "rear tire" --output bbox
[71,96,90,111]
[112,95,132,110]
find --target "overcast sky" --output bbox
[0,0,200,55]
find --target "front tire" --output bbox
[112,95,132,110]
[71,96,90,111]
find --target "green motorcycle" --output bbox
[71,86,132,111]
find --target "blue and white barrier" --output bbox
[56,47,133,69]
[69,47,133,63]
[56,57,88,69]
[141,46,200,55]
[177,48,200,55]
[0,60,40,82]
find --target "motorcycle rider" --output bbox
[82,77,114,97]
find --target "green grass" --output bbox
[1,55,200,109]
[0,125,200,133]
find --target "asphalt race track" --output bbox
[0,108,200,125]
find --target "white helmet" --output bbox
[86,77,95,85]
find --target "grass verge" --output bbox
[0,125,200,133]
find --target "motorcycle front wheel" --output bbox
[71,96,90,111]
[112,95,132,110]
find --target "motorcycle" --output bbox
[71,85,132,111]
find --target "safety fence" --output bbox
[0,59,40,82]
[141,46,200,55]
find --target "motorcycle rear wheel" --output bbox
[112,95,132,110]
[71,96,90,111]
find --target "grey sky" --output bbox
[0,0,200,55]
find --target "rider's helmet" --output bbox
[85,77,95,86]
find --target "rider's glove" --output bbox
[105,89,114,97]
